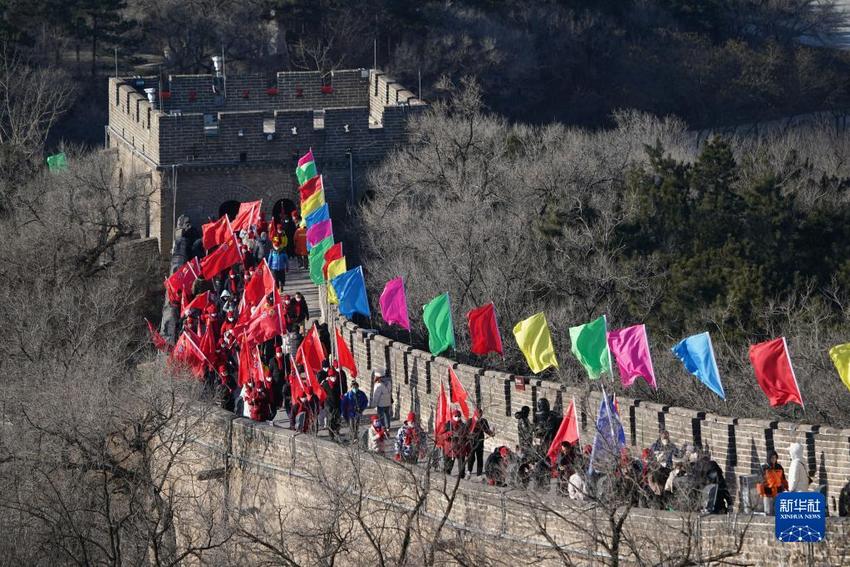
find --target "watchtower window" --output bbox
[263,117,276,135]
[313,110,325,129]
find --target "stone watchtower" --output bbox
[107,64,425,254]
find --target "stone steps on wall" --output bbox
[281,264,323,326]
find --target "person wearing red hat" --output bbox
[367,415,386,452]
[484,446,513,486]
[321,364,342,438]
[442,410,471,479]
[394,412,425,464]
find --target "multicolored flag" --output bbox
[308,237,334,285]
[301,188,325,217]
[607,324,657,389]
[749,337,804,408]
[305,203,329,228]
[296,149,318,185]
[466,302,503,356]
[423,293,455,355]
[299,175,323,201]
[331,266,371,318]
[326,256,347,304]
[379,277,410,330]
[672,332,725,399]
[306,219,333,250]
[512,312,558,373]
[569,316,613,380]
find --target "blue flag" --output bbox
[330,266,370,318]
[588,390,626,475]
[305,204,330,228]
[671,332,726,399]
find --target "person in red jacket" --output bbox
[442,410,471,479]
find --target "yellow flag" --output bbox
[301,189,325,217]
[513,312,559,374]
[829,343,850,392]
[326,256,347,304]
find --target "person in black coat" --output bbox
[321,366,342,438]
[467,407,495,476]
[533,398,560,457]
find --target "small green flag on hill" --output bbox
[46,152,68,172]
[423,293,455,355]
[569,315,612,380]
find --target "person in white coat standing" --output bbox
[787,443,810,492]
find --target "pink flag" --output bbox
[607,324,657,389]
[306,219,333,248]
[379,277,410,330]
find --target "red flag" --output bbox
[164,258,200,304]
[200,233,242,279]
[466,302,503,356]
[170,329,209,378]
[181,291,211,317]
[202,215,229,251]
[335,327,358,378]
[435,382,449,449]
[749,337,804,408]
[199,320,220,368]
[296,324,327,373]
[299,175,323,202]
[237,338,255,387]
[242,259,278,309]
[547,399,580,464]
[289,355,308,399]
[145,318,170,351]
[231,200,263,234]
[322,242,344,279]
[304,361,327,403]
[449,367,471,419]
[243,303,285,347]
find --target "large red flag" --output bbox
[231,200,263,233]
[299,175,323,202]
[242,259,278,309]
[170,329,209,378]
[164,258,200,304]
[296,324,327,373]
[448,367,471,419]
[237,338,254,387]
[289,355,309,399]
[749,337,804,408]
[322,242,343,279]
[200,233,242,279]
[145,318,170,351]
[335,327,358,378]
[201,215,229,251]
[466,302,503,356]
[181,291,211,317]
[243,303,285,347]
[435,382,449,449]
[547,399,580,464]
[199,321,220,368]
[304,361,327,403]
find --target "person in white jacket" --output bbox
[787,443,810,492]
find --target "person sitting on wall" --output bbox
[650,429,678,469]
[485,446,512,486]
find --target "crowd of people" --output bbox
[160,212,848,518]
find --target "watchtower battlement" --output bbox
[106,68,425,252]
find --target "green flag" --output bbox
[569,315,612,379]
[423,293,455,355]
[308,236,334,285]
[46,152,68,172]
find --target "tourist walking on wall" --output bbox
[294,224,307,268]
[371,372,392,430]
[515,406,533,452]
[787,443,810,492]
[467,406,495,476]
[269,230,289,291]
[342,381,368,440]
[758,450,788,515]
[395,412,425,464]
[442,410,471,479]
